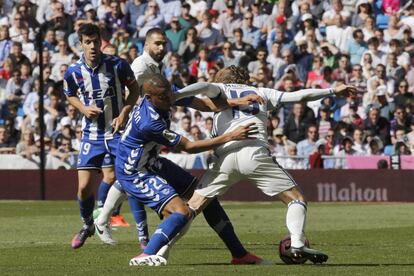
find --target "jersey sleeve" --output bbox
[258,88,284,110]
[117,58,136,86]
[63,69,79,97]
[145,121,182,147]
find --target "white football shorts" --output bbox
[195,146,297,198]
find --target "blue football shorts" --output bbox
[77,136,119,170]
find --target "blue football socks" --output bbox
[128,196,149,241]
[144,213,189,255]
[78,195,95,227]
[97,181,111,208]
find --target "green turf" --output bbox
[1,201,414,275]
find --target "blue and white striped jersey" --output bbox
[63,54,135,140]
[116,97,182,180]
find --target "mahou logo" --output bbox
[317,182,388,202]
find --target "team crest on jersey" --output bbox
[162,130,177,143]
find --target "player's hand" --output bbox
[112,111,128,133]
[237,94,265,106]
[334,84,357,97]
[229,123,258,141]
[82,105,102,119]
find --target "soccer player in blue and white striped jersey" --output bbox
[64,23,140,249]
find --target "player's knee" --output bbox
[279,187,306,205]
[161,197,192,220]
[102,170,116,184]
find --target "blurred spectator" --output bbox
[386,52,405,82]
[176,115,193,141]
[384,15,405,43]
[0,26,12,67]
[124,0,147,33]
[348,29,367,65]
[309,139,326,169]
[105,1,127,36]
[241,11,260,48]
[195,11,223,52]
[110,28,133,55]
[332,54,351,82]
[364,106,391,144]
[8,41,30,72]
[217,0,242,40]
[368,136,384,155]
[394,80,414,108]
[326,15,353,53]
[352,128,368,155]
[178,27,200,64]
[231,28,254,65]
[365,64,395,107]
[0,125,16,154]
[50,136,77,168]
[166,17,186,53]
[279,144,304,169]
[44,1,74,40]
[4,69,30,104]
[16,128,35,160]
[335,136,356,168]
[190,46,215,79]
[284,102,315,143]
[390,106,412,136]
[351,0,373,28]
[297,124,318,168]
[322,0,351,27]
[317,106,334,138]
[218,41,239,67]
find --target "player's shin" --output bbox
[96,182,127,225]
[156,208,195,259]
[97,181,112,209]
[203,198,247,258]
[78,195,95,227]
[286,200,307,248]
[143,213,190,256]
[127,196,149,245]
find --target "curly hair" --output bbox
[214,65,250,84]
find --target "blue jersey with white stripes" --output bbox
[116,97,182,180]
[63,54,135,141]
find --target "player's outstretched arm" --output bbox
[176,123,257,154]
[66,96,102,119]
[176,82,264,112]
[279,85,357,103]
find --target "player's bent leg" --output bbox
[95,181,128,245]
[72,169,100,249]
[278,187,328,264]
[130,197,193,266]
[128,197,149,248]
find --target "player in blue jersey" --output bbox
[116,74,257,266]
[95,28,271,265]
[64,23,140,249]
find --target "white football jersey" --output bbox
[211,83,284,155]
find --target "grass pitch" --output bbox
[1,201,414,275]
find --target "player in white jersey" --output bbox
[180,66,357,263]
[95,31,270,264]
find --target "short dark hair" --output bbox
[145,28,166,41]
[77,23,100,42]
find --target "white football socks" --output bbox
[96,183,127,226]
[156,209,196,259]
[286,200,307,248]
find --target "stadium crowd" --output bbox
[0,0,414,169]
